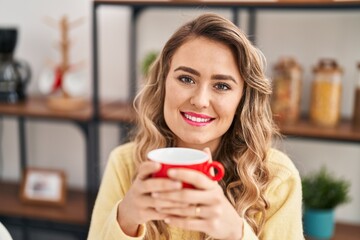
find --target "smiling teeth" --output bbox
[184,113,211,123]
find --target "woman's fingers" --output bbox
[151,187,220,205]
[136,162,184,194]
[157,204,218,219]
[139,195,189,209]
[167,168,217,190]
[137,161,161,180]
[136,162,183,194]
[141,208,169,221]
[138,178,182,194]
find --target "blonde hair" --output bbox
[133,13,277,239]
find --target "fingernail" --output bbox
[152,192,159,198]
[154,162,161,169]
[167,169,176,177]
[164,218,170,223]
[173,181,182,189]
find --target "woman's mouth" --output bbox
[181,112,215,126]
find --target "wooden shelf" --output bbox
[0,97,137,123]
[334,222,360,240]
[0,181,87,225]
[98,100,360,142]
[99,100,360,142]
[306,222,360,240]
[2,97,359,142]
[277,118,360,142]
[94,0,360,7]
[100,100,136,122]
[0,96,92,121]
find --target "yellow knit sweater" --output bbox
[88,142,304,240]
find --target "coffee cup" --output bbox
[147,147,225,188]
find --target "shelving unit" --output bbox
[0,1,359,240]
[91,1,360,240]
[0,96,95,240]
[0,96,138,239]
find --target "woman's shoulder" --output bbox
[108,142,136,169]
[110,141,135,157]
[266,148,300,182]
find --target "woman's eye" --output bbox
[178,75,195,84]
[215,83,231,91]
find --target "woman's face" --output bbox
[164,37,244,152]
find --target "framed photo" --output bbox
[20,168,66,207]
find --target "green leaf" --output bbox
[141,51,159,77]
[301,166,351,209]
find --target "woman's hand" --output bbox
[117,161,188,237]
[152,150,244,240]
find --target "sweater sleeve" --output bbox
[259,167,304,240]
[87,145,146,240]
[241,152,304,240]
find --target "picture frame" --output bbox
[20,168,66,207]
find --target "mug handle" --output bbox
[205,161,224,181]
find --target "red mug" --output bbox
[147,147,225,188]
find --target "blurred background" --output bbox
[0,0,359,239]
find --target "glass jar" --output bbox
[271,57,302,124]
[310,59,343,127]
[352,62,360,129]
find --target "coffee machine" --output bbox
[0,28,31,103]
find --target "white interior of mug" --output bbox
[147,148,208,165]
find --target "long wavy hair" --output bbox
[133,13,277,239]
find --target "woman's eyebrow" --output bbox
[174,66,200,76]
[211,74,237,84]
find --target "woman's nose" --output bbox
[190,86,210,109]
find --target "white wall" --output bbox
[0,0,359,224]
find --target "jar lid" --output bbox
[274,57,302,71]
[313,58,343,74]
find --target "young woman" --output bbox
[88,13,304,240]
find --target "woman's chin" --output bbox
[176,137,218,150]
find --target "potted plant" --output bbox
[302,166,351,240]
